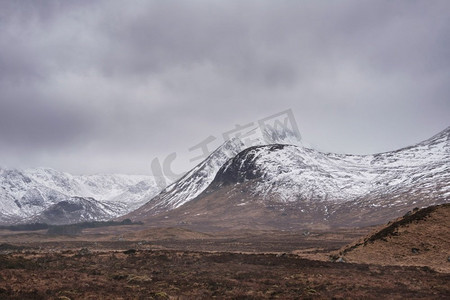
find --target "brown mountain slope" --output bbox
[125,182,343,231]
[126,179,448,231]
[335,203,450,272]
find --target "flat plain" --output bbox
[0,222,448,299]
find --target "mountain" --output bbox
[127,127,450,230]
[0,168,160,224]
[26,197,123,225]
[127,126,303,219]
[129,138,247,219]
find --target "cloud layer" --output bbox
[0,0,449,175]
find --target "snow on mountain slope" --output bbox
[109,180,162,212]
[211,127,450,205]
[0,168,160,224]
[27,196,124,225]
[128,126,303,218]
[127,126,449,229]
[0,125,301,225]
[23,168,151,201]
[130,138,246,217]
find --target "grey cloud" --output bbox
[0,83,94,148]
[0,0,449,174]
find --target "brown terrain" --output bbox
[337,203,450,273]
[126,180,450,231]
[0,205,448,299]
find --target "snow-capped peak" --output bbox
[127,124,306,217]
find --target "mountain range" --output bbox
[0,168,160,225]
[0,126,300,225]
[1,126,448,229]
[127,126,450,230]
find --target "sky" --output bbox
[0,0,449,177]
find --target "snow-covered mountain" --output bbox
[0,168,160,224]
[127,126,303,219]
[26,197,123,225]
[128,138,246,218]
[127,127,450,229]
[213,127,449,204]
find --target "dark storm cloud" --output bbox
[0,0,449,174]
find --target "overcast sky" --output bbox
[0,0,449,176]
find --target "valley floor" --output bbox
[0,227,449,299]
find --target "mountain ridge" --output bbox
[127,126,449,229]
[0,167,160,224]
